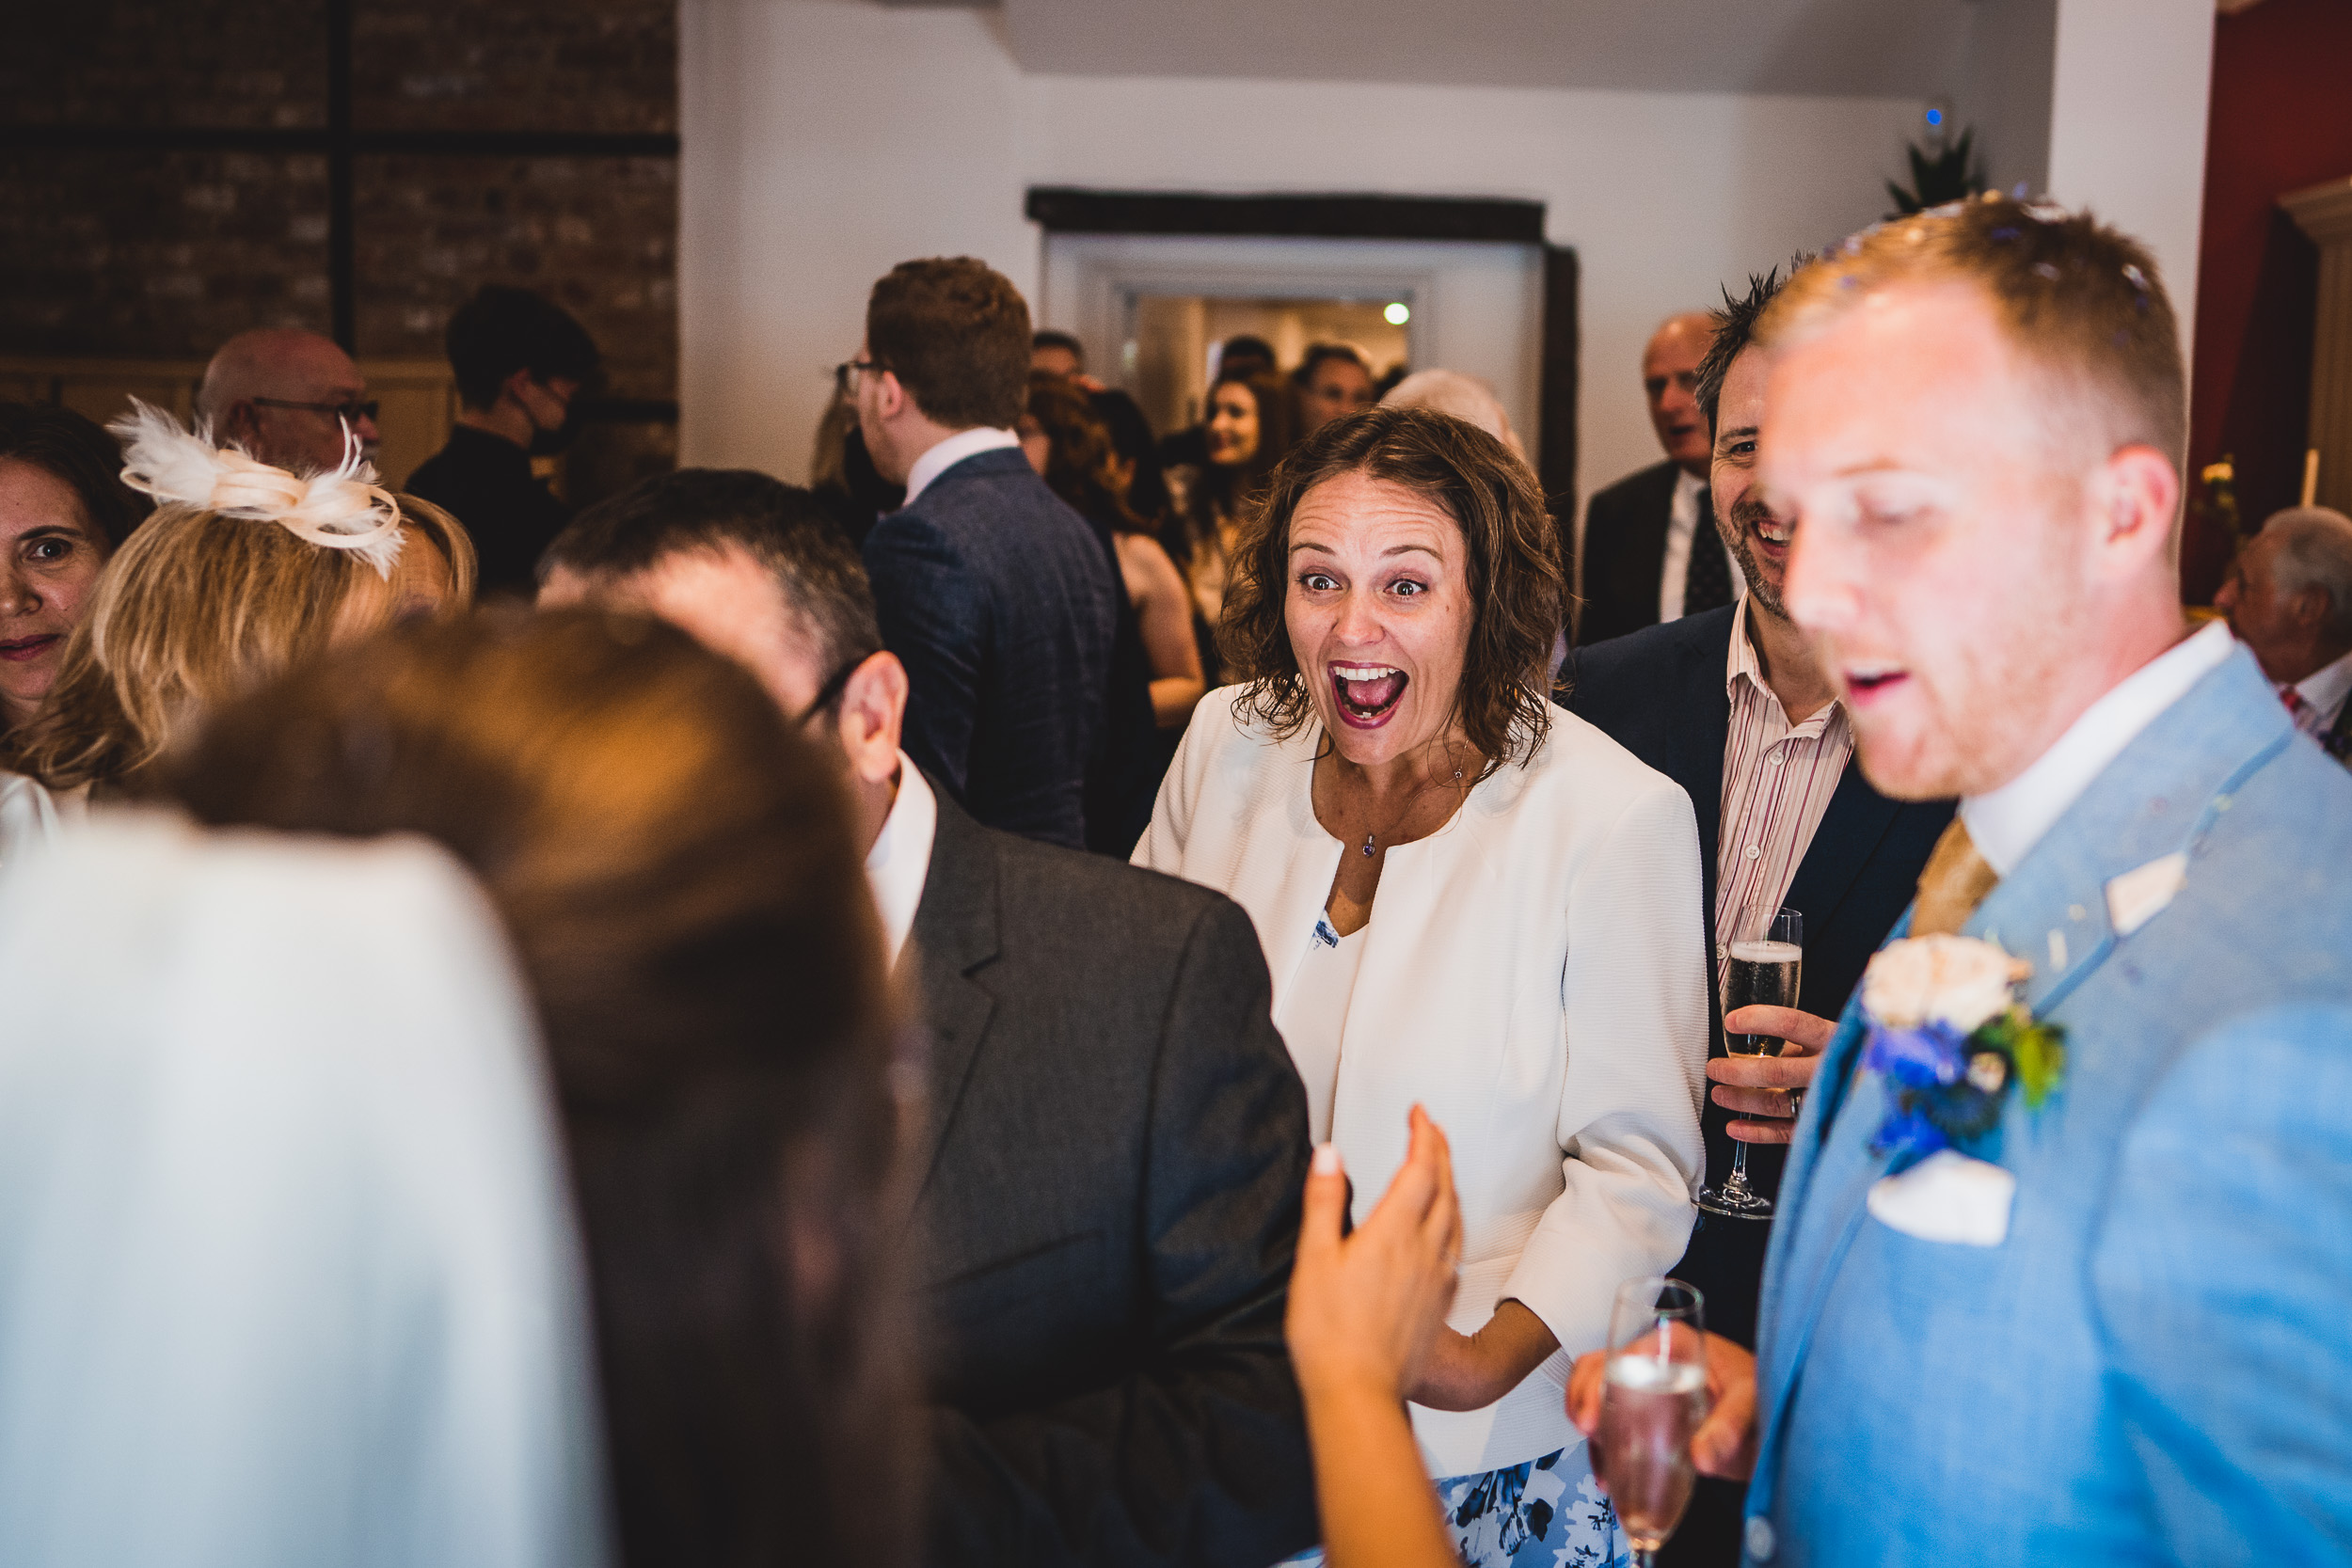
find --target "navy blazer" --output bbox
[866,448,1119,850]
[1562,604,1953,1344]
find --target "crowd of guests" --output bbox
[0,193,2348,1568]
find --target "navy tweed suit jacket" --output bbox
[866,448,1119,850]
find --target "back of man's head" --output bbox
[866,259,1031,433]
[541,467,881,685]
[1758,195,2185,492]
[446,287,601,412]
[1032,330,1085,377]
[1216,336,1277,382]
[2264,506,2352,647]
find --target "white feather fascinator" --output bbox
[110,400,406,578]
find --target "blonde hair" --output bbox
[1756,196,2185,481]
[7,494,475,794]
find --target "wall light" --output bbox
[1384,302,1410,325]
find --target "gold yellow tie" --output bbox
[1911,818,2001,938]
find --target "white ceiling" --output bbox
[999,0,1979,99]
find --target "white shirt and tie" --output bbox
[2280,646,2352,744]
[1658,467,1746,625]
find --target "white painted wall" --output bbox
[1957,0,2058,198]
[679,0,1926,499]
[2044,0,2215,340]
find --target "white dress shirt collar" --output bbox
[1961,619,2234,877]
[900,426,1022,508]
[2292,644,2352,730]
[864,752,936,968]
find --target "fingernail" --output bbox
[1311,1142,1343,1175]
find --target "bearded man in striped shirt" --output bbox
[1558,265,1956,1568]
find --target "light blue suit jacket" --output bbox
[1744,646,2352,1566]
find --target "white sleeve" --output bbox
[1502,776,1709,1355]
[1133,686,1236,874]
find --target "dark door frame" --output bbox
[1025,187,1579,523]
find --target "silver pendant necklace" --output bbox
[1360,765,1465,857]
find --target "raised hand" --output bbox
[1286,1104,1462,1402]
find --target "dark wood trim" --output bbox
[0,125,682,159]
[1025,187,1545,244]
[1539,244,1581,540]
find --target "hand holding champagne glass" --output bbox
[1596,1276,1708,1567]
[1700,904,1803,1218]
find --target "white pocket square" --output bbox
[1866,1149,2015,1246]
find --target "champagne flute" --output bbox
[1699,903,1804,1220]
[1597,1275,1708,1567]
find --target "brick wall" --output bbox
[0,0,678,504]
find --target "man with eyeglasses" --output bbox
[405,284,602,597]
[851,256,1119,851]
[197,328,382,477]
[537,468,1319,1568]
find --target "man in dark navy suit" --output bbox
[1575,311,1742,645]
[1562,270,1951,1566]
[854,258,1119,850]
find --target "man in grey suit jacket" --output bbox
[1569,199,2352,1563]
[540,470,1318,1568]
[853,257,1120,850]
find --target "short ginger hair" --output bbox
[1756,196,2185,481]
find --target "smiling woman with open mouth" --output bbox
[1138,404,1711,1568]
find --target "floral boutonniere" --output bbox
[1858,934,2066,1170]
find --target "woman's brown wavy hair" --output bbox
[1217,405,1563,782]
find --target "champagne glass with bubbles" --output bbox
[1597,1275,1708,1567]
[1699,903,1803,1220]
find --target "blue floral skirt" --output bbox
[1278,1447,1629,1568]
[1435,1448,1628,1568]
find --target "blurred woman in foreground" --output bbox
[173,611,916,1568]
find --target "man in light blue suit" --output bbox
[1573,198,2352,1564]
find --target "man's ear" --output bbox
[2088,443,2182,579]
[220,400,262,451]
[833,650,909,784]
[2286,581,2332,635]
[500,365,538,410]
[873,369,911,423]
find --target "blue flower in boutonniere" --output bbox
[1857,934,2067,1170]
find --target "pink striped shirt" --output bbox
[1713,597,1854,983]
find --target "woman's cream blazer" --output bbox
[1137,689,1708,1476]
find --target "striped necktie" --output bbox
[1911,818,2001,938]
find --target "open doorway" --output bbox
[1126,293,1411,435]
[1040,230,1545,461]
